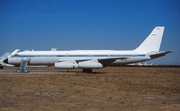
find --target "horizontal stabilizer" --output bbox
[150,50,175,59]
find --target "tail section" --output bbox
[135,27,165,52]
[0,52,10,60]
[8,49,20,58]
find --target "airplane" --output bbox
[3,26,174,72]
[128,62,153,66]
[144,62,153,66]
[0,49,20,69]
[0,52,10,69]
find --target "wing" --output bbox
[55,57,128,69]
[97,57,127,65]
[77,57,128,68]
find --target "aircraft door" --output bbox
[132,51,136,59]
[26,51,31,64]
[66,53,69,59]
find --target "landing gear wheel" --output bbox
[82,69,92,73]
[0,66,3,69]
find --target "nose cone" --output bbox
[3,58,8,64]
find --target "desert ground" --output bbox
[0,66,180,111]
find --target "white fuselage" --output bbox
[8,50,150,66]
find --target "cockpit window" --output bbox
[13,54,19,57]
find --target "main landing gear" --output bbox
[0,66,3,69]
[82,69,92,73]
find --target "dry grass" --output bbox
[0,67,180,111]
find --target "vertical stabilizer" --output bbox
[0,52,10,60]
[135,27,164,52]
[8,49,20,58]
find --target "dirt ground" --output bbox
[0,67,180,111]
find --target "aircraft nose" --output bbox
[3,58,8,64]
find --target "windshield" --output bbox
[12,54,19,57]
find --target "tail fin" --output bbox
[0,52,10,60]
[135,26,165,52]
[8,49,20,58]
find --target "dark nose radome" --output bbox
[3,58,8,64]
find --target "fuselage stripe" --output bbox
[11,54,146,58]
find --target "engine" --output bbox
[54,62,78,69]
[55,61,104,69]
[78,61,103,68]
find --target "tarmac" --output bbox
[0,67,79,74]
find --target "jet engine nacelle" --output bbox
[54,62,78,69]
[78,61,103,69]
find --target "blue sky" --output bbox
[0,0,180,65]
